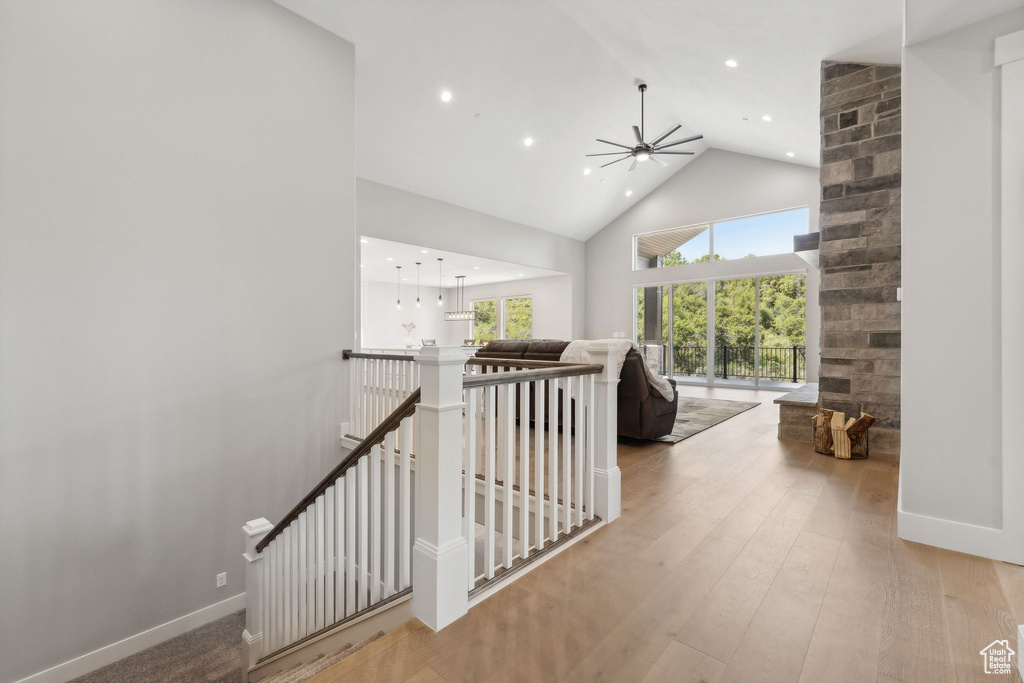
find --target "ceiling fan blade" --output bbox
[586,151,635,157]
[650,154,669,167]
[596,138,633,150]
[655,134,704,150]
[650,124,682,146]
[600,155,631,168]
[656,150,695,155]
[629,158,639,172]
[632,126,643,144]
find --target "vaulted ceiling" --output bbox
[275,0,902,241]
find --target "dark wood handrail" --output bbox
[467,357,593,369]
[463,364,602,389]
[256,388,421,553]
[342,349,417,362]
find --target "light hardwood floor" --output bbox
[309,386,1024,683]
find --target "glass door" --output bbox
[757,275,807,386]
[670,282,708,381]
[714,278,757,386]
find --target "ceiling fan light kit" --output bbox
[587,83,702,171]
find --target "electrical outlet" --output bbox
[216,572,227,588]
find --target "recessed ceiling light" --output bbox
[440,90,452,103]
[600,178,606,183]
[583,168,591,175]
[360,238,369,244]
[360,264,364,267]
[420,249,429,254]
[402,277,408,281]
[725,59,738,68]
[523,137,534,147]
[625,189,633,197]
[761,114,772,122]
[473,266,480,270]
[386,257,394,261]
[786,151,795,157]
[517,273,524,277]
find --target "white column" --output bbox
[997,29,1024,566]
[242,517,274,668]
[587,342,620,523]
[411,345,470,631]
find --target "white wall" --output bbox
[584,149,821,379]
[0,2,356,681]
[900,8,1024,559]
[356,179,587,340]
[460,275,574,340]
[360,281,461,348]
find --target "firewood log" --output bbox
[831,411,851,459]
[846,412,876,447]
[812,408,834,454]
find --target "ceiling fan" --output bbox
[587,83,703,171]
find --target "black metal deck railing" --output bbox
[671,345,806,383]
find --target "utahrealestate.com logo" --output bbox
[979,639,1015,675]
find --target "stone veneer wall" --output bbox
[817,61,901,454]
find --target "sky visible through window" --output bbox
[713,208,809,260]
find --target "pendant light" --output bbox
[443,275,476,321]
[415,261,422,308]
[395,265,402,310]
[436,257,444,306]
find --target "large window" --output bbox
[472,296,533,342]
[503,296,533,339]
[633,207,809,270]
[473,299,498,342]
[634,273,806,387]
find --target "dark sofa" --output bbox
[474,339,679,440]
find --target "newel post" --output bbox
[411,345,470,631]
[587,342,621,523]
[242,517,273,668]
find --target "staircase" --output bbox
[240,344,622,681]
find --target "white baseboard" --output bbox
[897,504,1004,561]
[16,592,245,683]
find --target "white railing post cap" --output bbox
[243,518,274,536]
[415,345,471,366]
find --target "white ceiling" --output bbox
[360,237,564,287]
[275,0,902,241]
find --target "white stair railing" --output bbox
[243,343,621,664]
[242,392,418,667]
[344,350,419,440]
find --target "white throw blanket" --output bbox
[560,339,676,401]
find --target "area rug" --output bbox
[656,397,761,443]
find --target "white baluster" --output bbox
[335,482,344,621]
[384,431,396,598]
[242,518,273,668]
[484,385,496,580]
[305,507,315,633]
[586,375,595,520]
[464,387,477,590]
[562,379,571,533]
[502,383,515,568]
[315,495,325,630]
[345,472,356,616]
[297,512,307,640]
[399,417,412,591]
[284,526,292,644]
[370,444,382,604]
[519,380,529,558]
[548,378,559,541]
[358,457,369,611]
[325,485,335,626]
[534,379,545,551]
[575,374,585,528]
